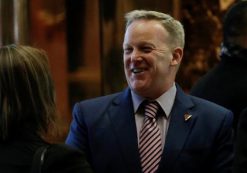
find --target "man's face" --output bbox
[123,20,180,99]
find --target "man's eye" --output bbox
[124,48,132,54]
[142,47,153,53]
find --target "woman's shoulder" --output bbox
[47,143,84,156]
[34,143,93,173]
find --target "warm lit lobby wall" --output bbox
[29,0,102,141]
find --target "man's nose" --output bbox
[131,49,143,62]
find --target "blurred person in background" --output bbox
[190,0,247,133]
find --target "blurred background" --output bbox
[0,0,236,141]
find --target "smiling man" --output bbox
[66,10,234,173]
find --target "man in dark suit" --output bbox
[190,1,247,132]
[66,10,233,173]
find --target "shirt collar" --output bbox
[131,83,177,118]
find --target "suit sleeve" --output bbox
[66,103,88,152]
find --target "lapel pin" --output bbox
[184,113,192,121]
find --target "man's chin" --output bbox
[131,85,150,97]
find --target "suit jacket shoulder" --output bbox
[73,91,123,125]
[160,86,234,173]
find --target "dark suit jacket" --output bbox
[0,134,93,173]
[190,55,247,131]
[233,107,247,173]
[66,86,234,173]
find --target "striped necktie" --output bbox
[139,101,162,173]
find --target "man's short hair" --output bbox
[125,10,185,49]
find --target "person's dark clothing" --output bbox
[233,107,247,173]
[0,133,93,173]
[190,44,247,131]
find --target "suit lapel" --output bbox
[107,88,142,173]
[159,86,197,171]
[106,86,196,172]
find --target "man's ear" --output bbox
[171,47,183,66]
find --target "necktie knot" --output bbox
[144,101,159,119]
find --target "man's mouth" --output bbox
[131,68,145,74]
